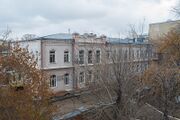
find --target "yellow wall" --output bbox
[149,20,180,41]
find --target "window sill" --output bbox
[49,62,56,64]
[50,86,57,88]
[79,82,85,84]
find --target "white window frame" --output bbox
[79,72,85,83]
[64,73,70,85]
[94,70,100,81]
[50,75,57,87]
[64,50,69,63]
[87,70,92,82]
[49,50,56,63]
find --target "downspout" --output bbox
[40,39,43,69]
[72,38,77,90]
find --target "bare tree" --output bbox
[80,40,149,120]
[128,18,147,39]
[0,26,12,41]
[142,30,180,120]
[173,1,180,17]
[21,34,37,41]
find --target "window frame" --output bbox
[96,50,101,63]
[88,50,93,64]
[106,50,111,59]
[94,70,100,81]
[49,50,56,63]
[87,70,92,82]
[64,50,70,63]
[79,50,84,64]
[64,73,70,85]
[50,75,57,87]
[79,72,85,83]
[137,50,140,59]
[124,49,128,60]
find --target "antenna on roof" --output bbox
[68,28,71,34]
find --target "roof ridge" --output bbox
[42,33,72,38]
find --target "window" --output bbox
[119,48,122,56]
[131,50,134,60]
[94,70,100,81]
[79,72,85,83]
[88,50,92,64]
[49,50,55,63]
[96,50,100,63]
[106,50,110,59]
[132,64,135,72]
[64,51,69,63]
[137,50,140,59]
[144,63,148,70]
[2,50,8,56]
[145,50,148,58]
[87,70,92,82]
[136,64,139,72]
[124,50,128,60]
[79,50,84,64]
[113,49,116,55]
[50,75,56,87]
[11,72,22,82]
[64,73,69,85]
[140,50,144,58]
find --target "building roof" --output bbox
[17,33,150,45]
[149,19,180,26]
[36,33,73,40]
[107,37,148,45]
[107,38,132,44]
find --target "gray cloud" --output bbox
[0,0,178,38]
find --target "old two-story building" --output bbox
[72,33,107,89]
[107,37,153,74]
[19,34,74,92]
[18,33,154,93]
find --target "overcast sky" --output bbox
[0,0,179,38]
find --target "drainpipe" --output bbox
[72,38,77,90]
[40,39,43,69]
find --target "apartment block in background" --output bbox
[149,20,180,41]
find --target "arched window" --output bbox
[79,50,84,64]
[88,50,92,64]
[96,50,100,63]
[87,70,92,82]
[50,75,56,87]
[79,72,85,83]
